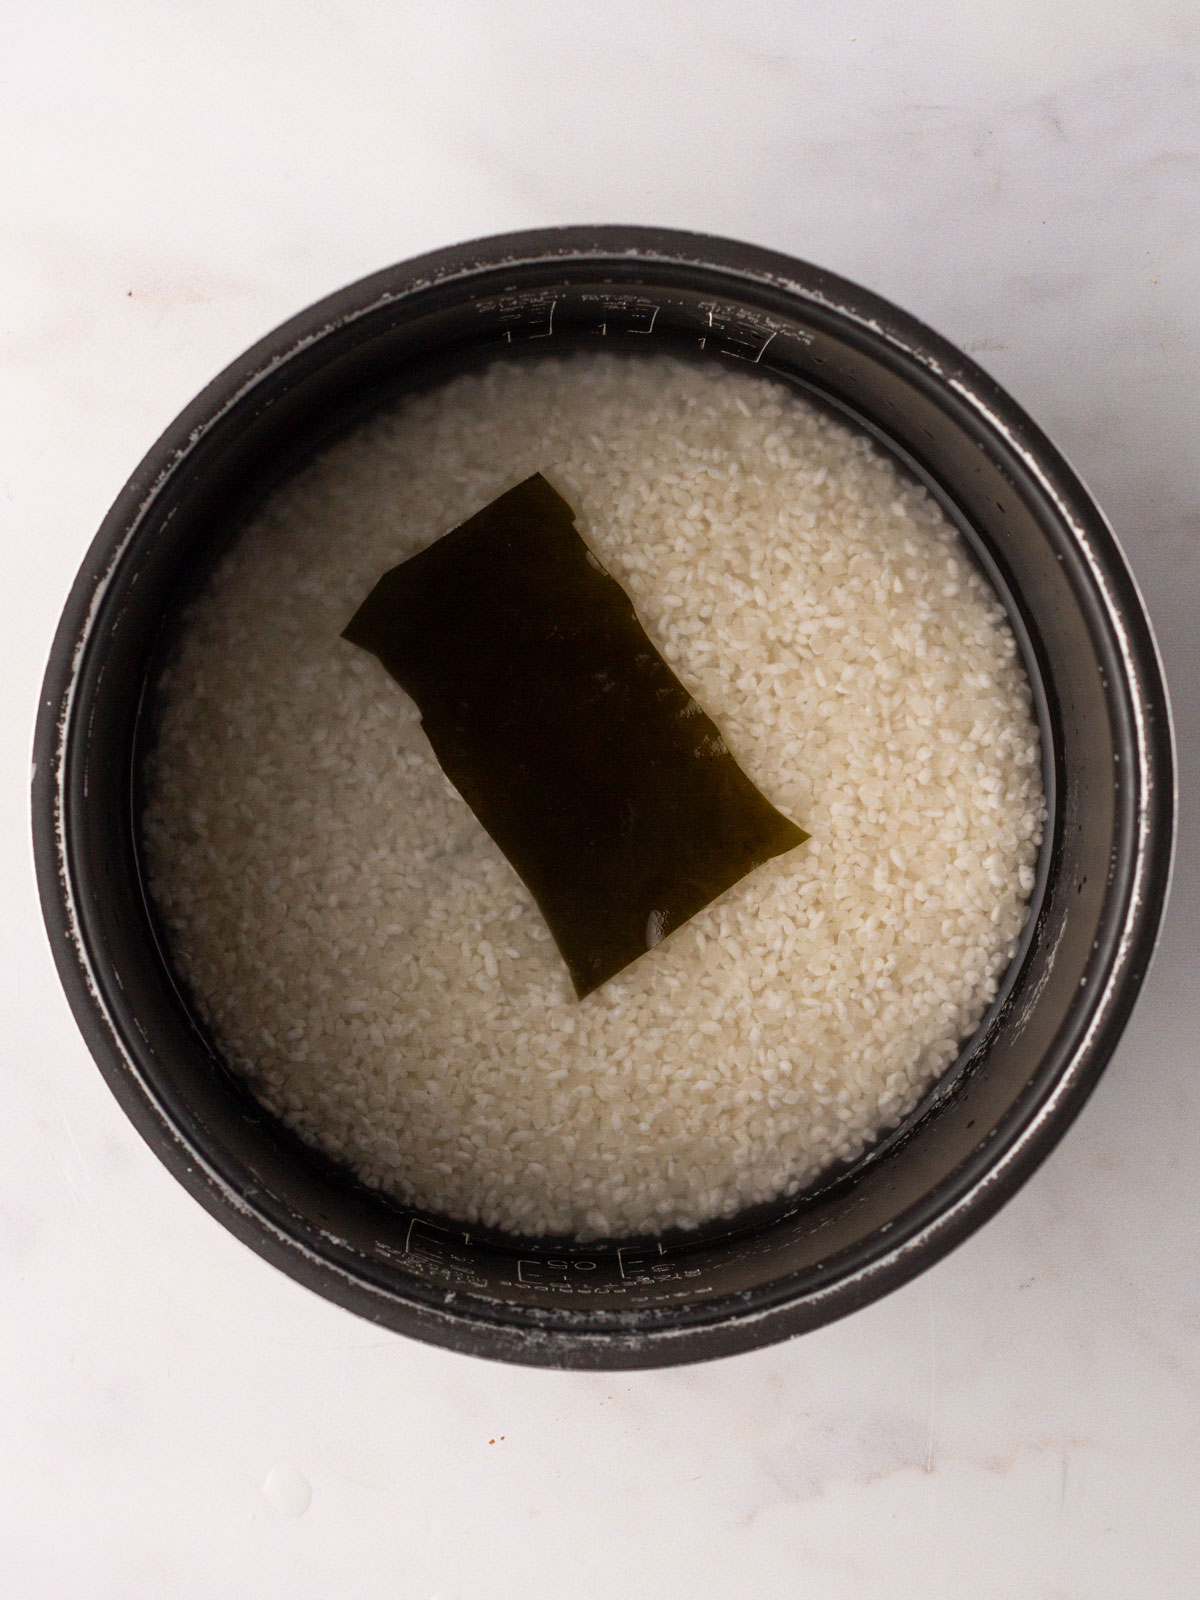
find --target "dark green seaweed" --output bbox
[343,474,809,998]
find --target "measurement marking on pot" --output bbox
[404,1217,472,1261]
[580,293,661,336]
[627,303,659,334]
[696,306,779,362]
[528,298,557,339]
[516,1255,611,1285]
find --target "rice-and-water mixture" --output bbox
[143,354,1044,1239]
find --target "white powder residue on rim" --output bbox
[142,353,1044,1240]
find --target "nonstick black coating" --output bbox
[32,228,1174,1367]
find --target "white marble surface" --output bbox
[2,3,1198,1595]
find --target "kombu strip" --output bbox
[342,474,809,998]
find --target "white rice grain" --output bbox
[143,354,1044,1239]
